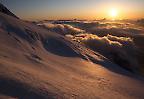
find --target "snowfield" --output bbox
[0,12,144,99]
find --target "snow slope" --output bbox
[0,12,144,99]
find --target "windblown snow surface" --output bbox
[0,12,144,99]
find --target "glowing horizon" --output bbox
[2,0,144,20]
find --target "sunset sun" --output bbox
[109,8,118,19]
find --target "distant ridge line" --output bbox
[0,3,19,19]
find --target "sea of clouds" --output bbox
[37,20,144,73]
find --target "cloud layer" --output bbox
[66,33,138,71]
[38,23,84,35]
[37,21,144,73]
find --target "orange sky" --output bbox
[3,0,144,20]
